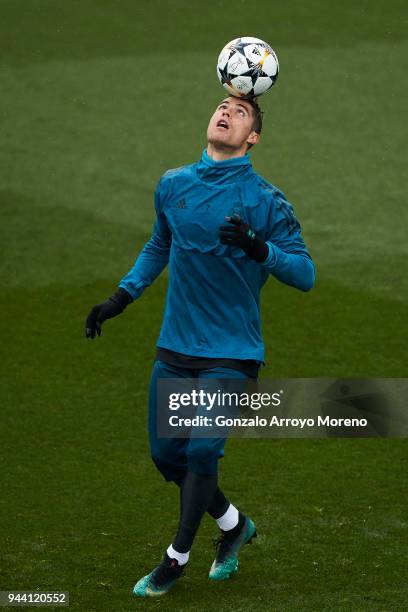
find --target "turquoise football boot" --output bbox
[209,516,257,581]
[133,553,185,597]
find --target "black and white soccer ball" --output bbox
[217,36,279,99]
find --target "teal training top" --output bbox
[119,149,315,362]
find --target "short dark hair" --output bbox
[247,97,263,133]
[246,97,263,150]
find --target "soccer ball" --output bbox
[216,37,279,99]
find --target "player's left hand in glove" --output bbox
[219,214,269,263]
[85,287,132,339]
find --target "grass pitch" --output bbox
[1,1,407,610]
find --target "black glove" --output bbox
[219,214,269,263]
[85,288,132,339]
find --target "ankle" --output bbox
[222,511,246,537]
[167,544,190,566]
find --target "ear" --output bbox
[247,130,260,147]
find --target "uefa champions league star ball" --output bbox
[216,37,279,99]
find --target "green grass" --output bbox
[1,1,407,610]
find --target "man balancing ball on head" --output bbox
[85,95,315,597]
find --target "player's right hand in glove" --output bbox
[219,213,269,263]
[85,287,132,339]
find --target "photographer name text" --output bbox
[168,415,368,428]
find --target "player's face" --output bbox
[207,97,259,152]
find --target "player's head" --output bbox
[207,96,263,157]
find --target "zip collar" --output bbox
[196,148,254,186]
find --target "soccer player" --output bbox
[85,95,315,596]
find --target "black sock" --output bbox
[174,477,230,521]
[172,471,218,553]
[207,487,230,519]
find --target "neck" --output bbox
[197,147,252,185]
[206,142,248,162]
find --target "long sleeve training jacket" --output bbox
[120,149,315,362]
